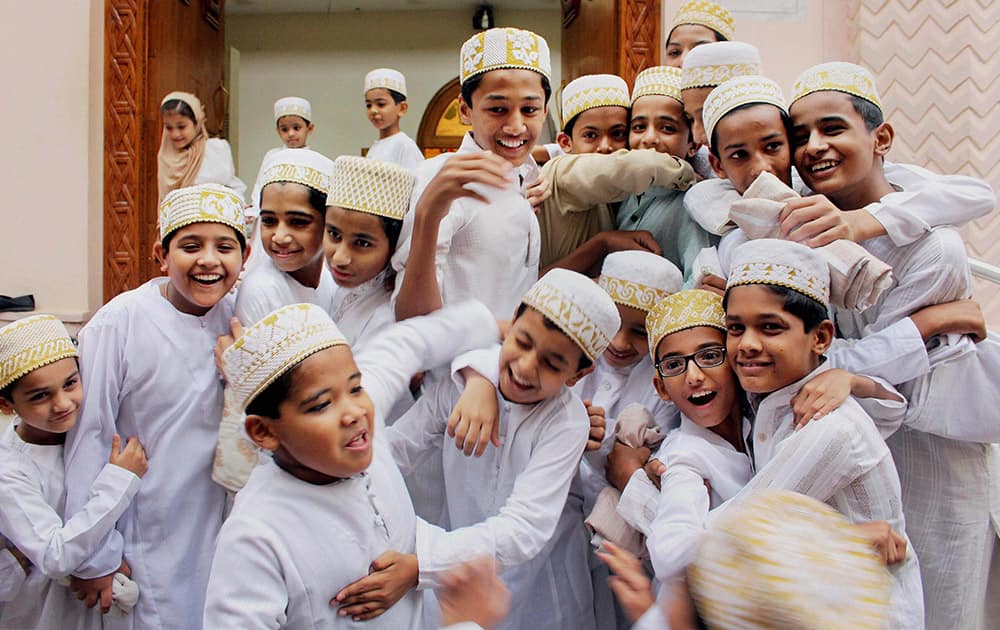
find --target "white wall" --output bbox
[227,9,562,190]
[0,0,104,326]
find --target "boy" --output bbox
[204,299,502,628]
[364,68,424,171]
[0,315,146,628]
[680,41,761,149]
[382,269,622,630]
[664,0,734,67]
[392,27,552,320]
[249,97,316,221]
[723,238,923,628]
[64,183,250,629]
[788,62,1000,628]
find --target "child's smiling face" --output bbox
[0,358,83,443]
[162,110,198,150]
[155,222,247,316]
[499,306,586,405]
[461,69,548,167]
[709,103,792,194]
[652,326,737,428]
[259,182,326,286]
[603,304,649,369]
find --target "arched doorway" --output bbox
[416,77,471,158]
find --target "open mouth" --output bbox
[271,249,302,258]
[193,274,223,286]
[507,368,534,392]
[605,346,636,361]
[808,160,839,174]
[497,137,528,150]
[687,390,717,407]
[345,429,369,451]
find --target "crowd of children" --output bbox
[1,1,998,628]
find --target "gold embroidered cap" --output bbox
[560,74,630,128]
[670,0,735,42]
[158,183,247,242]
[726,238,830,307]
[522,269,621,363]
[365,68,408,98]
[703,75,786,147]
[0,315,77,390]
[460,27,551,85]
[646,289,726,361]
[223,303,349,412]
[259,148,334,197]
[689,489,891,629]
[273,97,312,124]
[681,41,761,91]
[327,156,415,221]
[791,61,882,111]
[598,251,682,315]
[631,66,684,105]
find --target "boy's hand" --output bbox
[8,546,30,573]
[854,521,907,566]
[448,372,500,457]
[70,573,116,614]
[699,273,727,297]
[214,317,244,380]
[332,551,418,621]
[438,557,510,629]
[597,230,662,257]
[643,459,666,489]
[525,172,552,212]
[606,442,651,492]
[909,298,987,343]
[792,368,854,429]
[780,195,886,247]
[597,542,655,623]
[109,435,148,478]
[584,400,606,452]
[416,152,513,222]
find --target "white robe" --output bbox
[367,131,425,171]
[235,255,337,325]
[63,278,235,630]
[203,301,499,629]
[196,137,247,203]
[330,270,395,351]
[0,423,139,629]
[388,345,596,630]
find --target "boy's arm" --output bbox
[644,463,712,584]
[384,380,453,476]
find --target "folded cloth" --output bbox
[109,572,140,617]
[729,172,893,311]
[683,178,740,236]
[212,387,262,492]
[690,246,725,290]
[0,294,34,312]
[584,404,665,556]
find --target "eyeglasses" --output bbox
[655,346,727,378]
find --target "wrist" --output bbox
[848,210,887,242]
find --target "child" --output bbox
[664,0,734,67]
[0,315,146,628]
[788,62,1000,628]
[723,238,923,628]
[235,147,337,325]
[63,183,249,629]
[158,91,245,204]
[384,269,622,630]
[364,68,424,171]
[392,27,552,320]
[326,156,414,348]
[204,299,502,628]
[680,41,761,149]
[248,97,316,223]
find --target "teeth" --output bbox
[810,160,838,173]
[690,391,714,400]
[498,138,526,148]
[194,274,222,282]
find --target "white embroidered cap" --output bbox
[598,251,682,314]
[364,68,408,98]
[259,148,334,197]
[158,183,247,242]
[327,156,415,221]
[0,315,77,391]
[726,238,831,307]
[646,289,727,361]
[631,66,684,105]
[522,269,621,363]
[681,41,761,91]
[223,303,349,413]
[703,75,786,147]
[791,61,882,111]
[460,27,552,84]
[560,74,630,128]
[689,489,891,629]
[670,0,735,42]
[273,97,312,124]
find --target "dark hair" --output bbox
[379,215,404,254]
[461,73,553,108]
[514,303,593,371]
[161,224,248,253]
[275,114,311,127]
[708,102,791,158]
[666,25,727,46]
[722,284,829,332]
[387,89,406,105]
[562,111,581,137]
[245,365,298,419]
[161,98,198,124]
[259,182,328,216]
[848,95,883,132]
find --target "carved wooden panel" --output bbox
[562,0,660,88]
[618,0,660,87]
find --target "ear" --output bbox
[0,395,15,417]
[810,319,835,356]
[245,414,281,452]
[399,101,409,116]
[458,96,472,126]
[652,373,672,403]
[685,139,699,159]
[566,364,595,387]
[241,240,252,267]
[306,122,315,133]
[707,151,728,179]
[872,121,893,157]
[152,241,168,273]
[556,131,573,153]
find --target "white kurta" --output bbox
[196,137,247,203]
[203,300,500,629]
[329,270,395,351]
[367,132,425,171]
[0,423,139,629]
[391,133,540,318]
[387,346,595,630]
[63,278,235,630]
[235,256,337,325]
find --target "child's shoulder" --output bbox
[88,279,161,328]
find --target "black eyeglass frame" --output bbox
[654,345,727,378]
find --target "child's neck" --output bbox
[273,449,345,485]
[707,402,746,453]
[287,255,326,289]
[379,125,401,141]
[16,422,65,446]
[828,167,894,210]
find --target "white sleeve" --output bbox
[645,463,711,584]
[0,548,27,602]
[717,228,749,277]
[62,317,127,579]
[415,406,589,588]
[616,468,661,536]
[851,376,906,439]
[401,140,425,171]
[203,519,287,630]
[214,139,247,203]
[384,381,452,476]
[632,602,668,630]
[233,275,280,326]
[450,347,502,387]
[390,202,461,308]
[0,463,139,579]
[827,317,930,385]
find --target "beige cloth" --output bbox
[729,172,893,311]
[157,91,207,203]
[584,403,665,556]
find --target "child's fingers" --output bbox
[491,416,501,448]
[473,423,491,457]
[110,434,122,458]
[333,576,380,603]
[230,317,244,339]
[99,586,113,614]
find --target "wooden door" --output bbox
[561,0,660,88]
[104,0,227,302]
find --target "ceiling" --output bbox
[228,0,560,14]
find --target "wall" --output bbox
[227,9,562,189]
[0,0,104,328]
